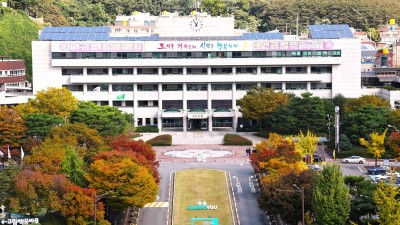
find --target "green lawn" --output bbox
[173,169,234,225]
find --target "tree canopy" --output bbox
[70,101,133,137]
[0,105,27,147]
[237,87,288,130]
[359,129,388,167]
[312,164,350,225]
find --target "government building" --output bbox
[32,12,363,132]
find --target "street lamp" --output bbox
[276,184,305,225]
[388,124,400,132]
[94,191,114,225]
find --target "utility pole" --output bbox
[334,106,340,152]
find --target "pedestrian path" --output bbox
[143,202,169,208]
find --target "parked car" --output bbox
[341,156,366,164]
[367,167,387,175]
[385,171,400,178]
[313,155,324,163]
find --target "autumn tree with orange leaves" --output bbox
[250,133,306,184]
[86,154,158,210]
[61,185,110,225]
[9,170,71,215]
[0,105,27,147]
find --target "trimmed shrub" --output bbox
[146,134,172,146]
[224,134,252,146]
[136,126,159,133]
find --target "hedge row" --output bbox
[135,126,159,133]
[146,134,172,146]
[223,134,253,146]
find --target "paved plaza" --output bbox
[135,131,265,163]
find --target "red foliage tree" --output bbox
[109,134,156,162]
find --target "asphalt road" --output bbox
[138,162,268,225]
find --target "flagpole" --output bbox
[20,146,25,167]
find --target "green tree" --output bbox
[339,134,353,151]
[359,129,388,167]
[70,101,133,137]
[25,87,78,118]
[312,164,350,225]
[388,109,400,130]
[373,178,400,224]
[258,170,314,225]
[342,106,389,144]
[344,176,377,224]
[269,93,327,135]
[0,105,27,147]
[200,0,227,16]
[0,164,20,206]
[24,113,64,140]
[61,147,88,187]
[237,87,289,131]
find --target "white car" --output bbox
[341,156,366,164]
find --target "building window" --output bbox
[146,118,151,125]
[153,118,158,125]
[302,51,312,57]
[316,51,328,57]
[333,50,341,57]
[137,118,143,126]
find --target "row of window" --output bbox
[158,117,233,128]
[52,50,342,59]
[0,70,25,77]
[62,66,333,76]
[64,82,332,92]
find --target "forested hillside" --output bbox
[0,7,42,81]
[6,0,400,32]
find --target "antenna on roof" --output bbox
[296,12,299,37]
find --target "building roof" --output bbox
[0,60,25,70]
[39,26,284,41]
[308,24,354,39]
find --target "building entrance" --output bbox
[188,119,207,131]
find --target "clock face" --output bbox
[190,17,203,32]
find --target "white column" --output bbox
[83,67,87,76]
[83,84,87,95]
[158,67,162,75]
[133,84,138,127]
[282,82,286,90]
[133,67,137,75]
[183,83,187,132]
[108,84,112,106]
[307,65,311,74]
[183,67,187,75]
[232,66,236,75]
[282,66,286,74]
[157,83,162,131]
[257,66,261,75]
[307,82,311,91]
[208,83,212,131]
[208,66,211,75]
[232,82,238,131]
[108,68,112,76]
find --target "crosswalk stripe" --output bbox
[143,202,169,208]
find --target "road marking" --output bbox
[249,176,256,193]
[143,202,169,208]
[358,166,367,173]
[232,176,242,194]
